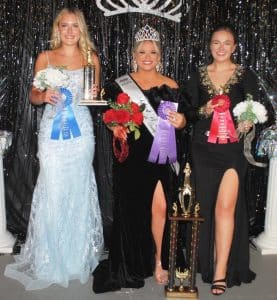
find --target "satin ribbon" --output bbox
[208,95,238,144]
[148,101,177,164]
[112,136,129,163]
[51,87,81,140]
[244,124,267,167]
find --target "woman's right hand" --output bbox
[205,99,216,115]
[112,125,128,141]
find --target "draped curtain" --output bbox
[0,0,276,241]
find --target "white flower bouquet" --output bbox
[233,93,268,168]
[33,66,69,90]
[233,93,268,124]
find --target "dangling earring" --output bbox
[132,60,138,72]
[156,62,163,73]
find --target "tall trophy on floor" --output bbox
[79,48,107,106]
[165,163,204,299]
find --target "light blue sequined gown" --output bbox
[5,69,103,290]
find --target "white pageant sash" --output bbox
[115,74,180,174]
[115,74,158,137]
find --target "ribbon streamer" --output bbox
[51,88,81,140]
[148,101,177,164]
[112,136,129,163]
[244,124,267,167]
[208,95,238,144]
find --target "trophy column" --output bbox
[165,163,204,299]
[79,49,107,106]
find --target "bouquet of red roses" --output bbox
[103,92,144,162]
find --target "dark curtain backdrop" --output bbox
[0,0,276,241]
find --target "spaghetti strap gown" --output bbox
[4,68,103,290]
[183,65,256,287]
[92,78,186,293]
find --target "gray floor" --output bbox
[1,246,277,300]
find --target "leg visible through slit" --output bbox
[212,168,239,295]
[152,180,168,284]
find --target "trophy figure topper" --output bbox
[79,48,107,106]
[179,162,193,217]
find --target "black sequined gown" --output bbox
[92,77,186,293]
[183,66,256,287]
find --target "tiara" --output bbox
[96,0,181,23]
[135,25,160,42]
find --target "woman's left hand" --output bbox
[237,120,253,133]
[167,111,186,129]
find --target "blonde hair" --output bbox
[50,8,97,60]
[132,40,161,56]
[131,40,161,72]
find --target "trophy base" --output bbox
[165,286,198,298]
[79,99,108,106]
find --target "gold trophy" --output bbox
[79,48,107,106]
[166,163,204,299]
[179,163,194,217]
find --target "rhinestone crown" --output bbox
[134,25,160,42]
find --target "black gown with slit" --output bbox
[92,77,186,293]
[183,66,256,287]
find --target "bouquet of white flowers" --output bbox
[233,93,268,168]
[33,66,69,90]
[233,93,268,124]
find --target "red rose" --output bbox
[103,109,116,124]
[131,112,143,125]
[117,92,130,105]
[115,109,131,123]
[131,102,140,113]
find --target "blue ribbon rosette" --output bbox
[50,87,81,140]
[148,100,177,164]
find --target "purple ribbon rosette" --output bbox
[148,100,177,164]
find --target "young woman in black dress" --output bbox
[183,25,256,295]
[92,25,186,293]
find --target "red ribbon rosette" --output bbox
[208,95,238,144]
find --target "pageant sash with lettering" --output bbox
[51,87,81,140]
[208,94,238,144]
[116,74,179,170]
[115,74,158,136]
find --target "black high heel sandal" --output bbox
[211,278,226,296]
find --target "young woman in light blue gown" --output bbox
[4,8,103,290]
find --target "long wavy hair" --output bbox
[50,8,97,60]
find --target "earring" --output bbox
[156,62,163,73]
[132,60,138,72]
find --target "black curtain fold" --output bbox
[0,0,275,240]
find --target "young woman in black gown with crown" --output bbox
[92,25,187,293]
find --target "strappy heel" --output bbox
[211,278,226,296]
